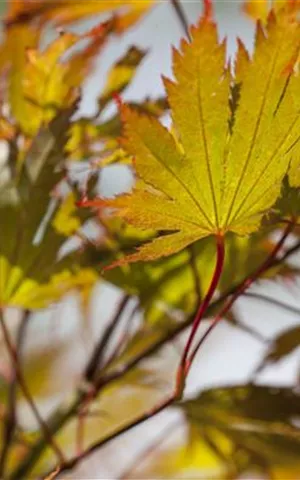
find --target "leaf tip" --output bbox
[203,0,213,20]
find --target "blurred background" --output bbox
[1,1,300,478]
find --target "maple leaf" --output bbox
[90,9,300,265]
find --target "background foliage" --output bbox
[0,1,300,479]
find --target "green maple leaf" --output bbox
[180,385,300,476]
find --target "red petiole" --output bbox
[176,233,225,396]
[185,221,295,377]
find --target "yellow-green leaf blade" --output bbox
[222,13,300,231]
[165,19,231,229]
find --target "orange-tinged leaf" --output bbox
[5,0,154,29]
[63,20,113,88]
[44,1,153,28]
[93,11,300,264]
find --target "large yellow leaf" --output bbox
[96,10,300,263]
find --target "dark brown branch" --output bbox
[101,300,139,371]
[84,294,130,382]
[0,308,65,467]
[170,0,191,40]
[0,310,30,477]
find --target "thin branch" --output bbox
[225,313,268,344]
[84,294,131,382]
[10,236,300,480]
[278,239,300,263]
[76,294,131,455]
[244,291,300,317]
[101,301,138,371]
[0,310,30,477]
[75,389,94,458]
[43,395,176,479]
[0,308,65,466]
[170,0,191,40]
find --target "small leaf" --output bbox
[256,325,300,372]
[99,46,147,110]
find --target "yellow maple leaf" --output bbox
[93,9,300,264]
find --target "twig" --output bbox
[0,308,65,467]
[186,222,295,372]
[43,395,176,479]
[0,310,30,477]
[11,236,300,480]
[75,390,94,458]
[77,294,131,455]
[84,294,131,382]
[225,313,268,344]
[244,291,300,317]
[101,301,138,371]
[170,0,191,40]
